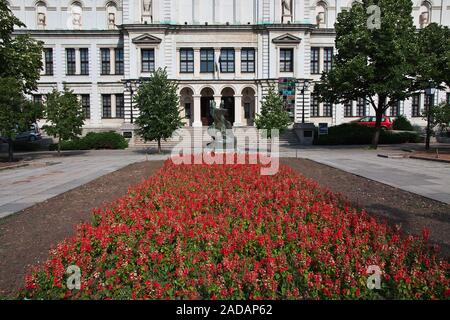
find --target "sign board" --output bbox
[318,123,329,135]
[278,78,297,119]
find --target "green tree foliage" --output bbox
[43,86,85,155]
[314,0,418,148]
[392,115,414,131]
[255,86,292,138]
[423,102,450,136]
[134,68,183,153]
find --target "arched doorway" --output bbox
[180,87,194,126]
[200,87,214,126]
[221,87,235,124]
[242,87,256,126]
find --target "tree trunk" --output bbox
[157,139,161,154]
[371,97,386,149]
[57,137,61,156]
[7,139,13,162]
[425,95,432,151]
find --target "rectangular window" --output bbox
[101,48,111,75]
[447,93,450,105]
[180,48,194,73]
[280,48,293,72]
[356,97,367,117]
[200,48,214,73]
[115,48,124,75]
[220,48,235,73]
[311,94,320,117]
[33,94,43,104]
[344,101,353,117]
[116,94,124,119]
[102,94,112,119]
[241,48,255,73]
[311,47,320,74]
[424,93,434,111]
[323,47,333,73]
[411,94,421,117]
[80,48,89,75]
[44,48,53,75]
[141,49,155,73]
[66,48,76,75]
[81,94,90,119]
[390,101,401,117]
[323,102,332,117]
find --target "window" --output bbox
[80,48,89,75]
[311,94,320,117]
[180,48,194,73]
[241,48,255,73]
[115,48,124,75]
[447,93,450,105]
[116,94,124,118]
[220,48,235,73]
[200,49,214,73]
[44,48,53,75]
[311,47,320,74]
[101,48,110,75]
[184,103,191,119]
[356,97,367,117]
[390,101,401,117]
[280,48,293,72]
[412,94,421,117]
[33,95,43,104]
[323,102,332,117]
[244,103,251,118]
[102,94,112,118]
[323,47,333,73]
[141,49,155,73]
[344,101,353,117]
[81,94,90,119]
[66,48,76,75]
[424,93,434,110]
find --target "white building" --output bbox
[10,0,450,142]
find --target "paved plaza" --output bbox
[0,146,449,219]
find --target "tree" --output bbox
[0,0,43,161]
[255,86,292,138]
[423,101,450,137]
[134,68,183,153]
[415,23,450,149]
[43,86,85,155]
[314,0,418,148]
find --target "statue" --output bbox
[142,0,153,23]
[206,100,236,151]
[73,12,82,28]
[37,12,46,27]
[282,0,292,16]
[108,12,115,28]
[316,11,325,26]
[419,11,429,27]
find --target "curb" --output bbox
[0,163,29,171]
[409,156,450,164]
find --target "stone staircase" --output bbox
[133,127,300,150]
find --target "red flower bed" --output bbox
[21,157,449,299]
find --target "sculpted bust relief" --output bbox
[143,0,152,13]
[37,12,46,26]
[282,0,292,16]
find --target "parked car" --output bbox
[0,123,42,143]
[352,116,393,130]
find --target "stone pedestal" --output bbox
[293,123,316,146]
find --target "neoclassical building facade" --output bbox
[10,0,450,140]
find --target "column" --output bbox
[214,94,222,108]
[235,47,241,78]
[214,48,221,79]
[194,48,200,78]
[234,95,243,127]
[75,48,81,75]
[110,48,116,75]
[192,94,202,127]
[111,94,117,118]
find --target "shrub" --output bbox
[20,158,449,300]
[315,123,420,145]
[49,132,128,151]
[392,115,414,131]
[12,141,41,152]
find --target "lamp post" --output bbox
[124,79,141,124]
[425,86,436,151]
[301,80,311,124]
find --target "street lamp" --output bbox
[123,79,141,124]
[425,86,436,151]
[301,80,311,123]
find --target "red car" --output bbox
[353,116,393,130]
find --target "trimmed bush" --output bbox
[49,131,128,151]
[13,141,41,152]
[315,123,420,145]
[392,115,414,131]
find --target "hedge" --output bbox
[315,124,420,145]
[50,131,128,151]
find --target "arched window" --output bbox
[70,1,83,30]
[419,1,432,28]
[36,1,47,29]
[315,1,327,28]
[106,1,117,29]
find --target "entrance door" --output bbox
[221,96,235,125]
[201,97,214,126]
